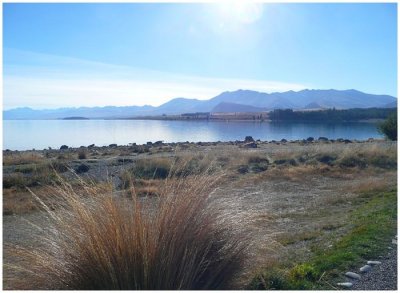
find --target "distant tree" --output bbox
[378,113,397,141]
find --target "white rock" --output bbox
[345,272,361,280]
[337,282,353,288]
[367,261,382,265]
[360,265,372,273]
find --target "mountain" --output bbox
[4,89,397,119]
[211,102,267,113]
[3,105,156,120]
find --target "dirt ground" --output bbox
[3,139,397,288]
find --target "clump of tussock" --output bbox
[5,172,250,290]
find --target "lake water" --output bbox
[3,120,383,151]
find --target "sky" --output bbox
[3,2,398,110]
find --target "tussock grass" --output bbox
[5,172,250,290]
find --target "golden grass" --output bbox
[4,173,250,290]
[3,152,44,166]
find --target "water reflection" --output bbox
[4,120,382,151]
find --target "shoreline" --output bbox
[3,137,386,153]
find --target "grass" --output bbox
[249,188,397,290]
[4,173,249,290]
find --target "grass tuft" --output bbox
[5,173,249,290]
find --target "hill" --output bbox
[4,89,396,119]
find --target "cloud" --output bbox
[4,49,309,109]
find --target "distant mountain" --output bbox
[384,101,397,108]
[3,105,156,120]
[4,89,396,119]
[212,102,267,113]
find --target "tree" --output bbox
[378,113,397,141]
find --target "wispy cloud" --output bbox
[4,49,309,109]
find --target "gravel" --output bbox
[352,247,397,290]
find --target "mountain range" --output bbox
[4,89,396,119]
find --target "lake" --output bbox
[3,119,383,151]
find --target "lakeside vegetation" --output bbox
[125,107,396,122]
[269,107,397,122]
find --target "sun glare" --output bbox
[216,1,264,24]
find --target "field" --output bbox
[3,138,397,289]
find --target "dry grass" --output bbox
[4,173,250,290]
[3,152,44,166]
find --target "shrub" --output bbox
[378,113,397,141]
[75,164,90,174]
[339,155,367,168]
[78,150,87,160]
[3,173,25,189]
[132,158,171,179]
[6,175,249,290]
[315,154,337,165]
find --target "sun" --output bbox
[215,1,264,24]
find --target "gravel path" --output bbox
[351,246,397,290]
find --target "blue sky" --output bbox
[3,2,397,109]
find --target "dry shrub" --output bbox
[77,149,87,160]
[5,173,250,290]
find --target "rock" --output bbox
[243,142,257,148]
[337,282,353,288]
[60,145,69,150]
[244,136,255,143]
[345,272,361,280]
[367,261,382,265]
[360,265,372,273]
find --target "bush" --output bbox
[78,150,87,160]
[132,158,171,179]
[7,176,248,289]
[339,155,367,168]
[75,164,90,174]
[378,113,397,141]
